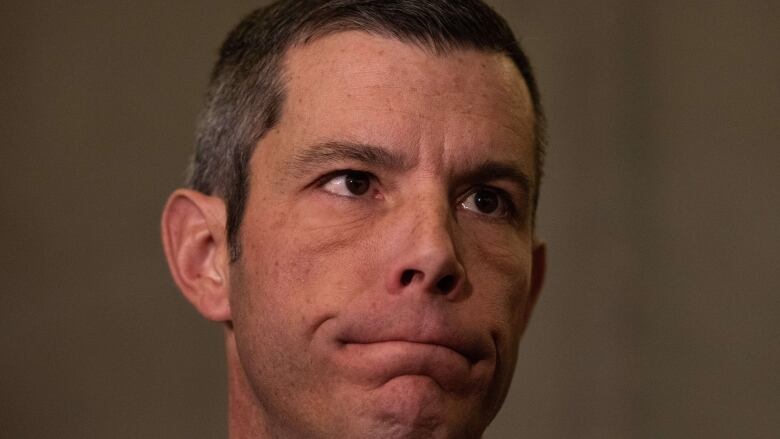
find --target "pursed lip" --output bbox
[324,314,498,393]
[336,326,492,365]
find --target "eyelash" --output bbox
[315,169,376,190]
[314,170,520,221]
[459,186,518,219]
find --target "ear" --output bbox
[522,240,547,322]
[161,189,231,322]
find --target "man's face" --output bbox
[229,32,543,438]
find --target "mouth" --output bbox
[334,339,477,391]
[323,315,496,392]
[333,319,495,367]
[337,337,482,365]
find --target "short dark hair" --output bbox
[188,0,546,261]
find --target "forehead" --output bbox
[263,31,535,178]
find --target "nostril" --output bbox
[400,269,416,286]
[436,274,456,294]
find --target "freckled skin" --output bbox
[228,32,542,439]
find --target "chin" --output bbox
[354,375,484,439]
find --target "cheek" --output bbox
[229,204,391,403]
[227,209,382,396]
[236,201,382,319]
[460,228,534,337]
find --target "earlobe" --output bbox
[161,189,232,322]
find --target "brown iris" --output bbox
[473,189,500,214]
[344,172,370,196]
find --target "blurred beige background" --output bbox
[1,1,777,438]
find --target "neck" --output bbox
[225,329,270,439]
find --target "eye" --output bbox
[459,187,511,217]
[321,171,372,197]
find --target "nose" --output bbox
[384,205,466,299]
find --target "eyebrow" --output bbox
[287,140,411,176]
[285,140,532,197]
[456,160,533,197]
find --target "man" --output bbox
[161,0,546,437]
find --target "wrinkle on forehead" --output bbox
[272,31,536,178]
[284,31,531,112]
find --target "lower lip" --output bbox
[332,341,475,392]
